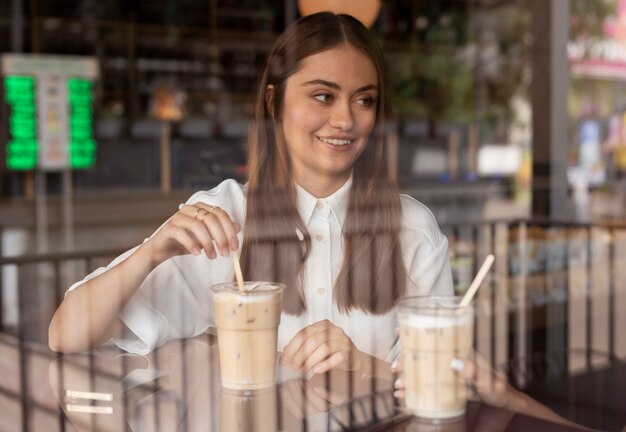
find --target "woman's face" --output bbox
[278,44,378,194]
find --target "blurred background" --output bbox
[3,0,626,254]
[1,1,626,430]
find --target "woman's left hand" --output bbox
[392,351,520,410]
[280,320,364,374]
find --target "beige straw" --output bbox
[459,254,495,308]
[231,249,246,294]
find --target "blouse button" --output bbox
[316,287,326,295]
[315,234,323,242]
[315,201,325,210]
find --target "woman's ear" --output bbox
[265,84,276,119]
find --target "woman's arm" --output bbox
[48,203,240,353]
[393,353,601,432]
[48,242,158,353]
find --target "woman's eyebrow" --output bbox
[302,79,378,93]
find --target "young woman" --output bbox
[49,12,452,378]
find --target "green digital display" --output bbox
[67,78,96,169]
[4,75,37,170]
[3,75,97,170]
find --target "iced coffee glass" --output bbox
[212,282,284,390]
[397,296,474,420]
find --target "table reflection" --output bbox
[48,335,400,432]
[47,335,622,432]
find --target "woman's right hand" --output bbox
[143,203,241,265]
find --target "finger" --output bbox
[289,332,327,372]
[393,389,405,399]
[451,358,475,381]
[391,353,404,373]
[167,224,202,256]
[178,204,228,257]
[281,324,319,366]
[303,332,356,373]
[177,214,218,259]
[198,203,239,256]
[200,213,231,257]
[393,377,404,391]
[178,204,203,218]
[303,338,337,373]
[308,351,344,375]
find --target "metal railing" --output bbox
[1,218,626,431]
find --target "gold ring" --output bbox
[193,208,200,218]
[196,209,208,220]
[207,206,217,214]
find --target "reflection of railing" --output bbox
[0,249,128,432]
[326,390,410,432]
[1,218,626,430]
[2,219,626,355]
[442,218,626,387]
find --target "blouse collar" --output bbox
[295,174,353,227]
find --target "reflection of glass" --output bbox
[220,386,277,432]
[397,296,474,420]
[408,414,466,432]
[212,282,284,390]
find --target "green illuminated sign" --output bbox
[4,75,37,170]
[67,78,96,169]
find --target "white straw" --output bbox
[231,249,245,294]
[459,254,495,308]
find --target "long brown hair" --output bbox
[241,12,407,315]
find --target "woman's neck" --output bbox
[294,172,351,198]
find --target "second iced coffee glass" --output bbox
[212,282,284,390]
[397,296,474,420]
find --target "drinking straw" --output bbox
[231,249,246,294]
[459,254,495,308]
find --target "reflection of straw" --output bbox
[231,250,245,294]
[459,254,494,308]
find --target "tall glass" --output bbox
[397,296,474,420]
[212,282,284,390]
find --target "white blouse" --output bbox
[66,177,453,361]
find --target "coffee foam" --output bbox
[399,312,471,329]
[214,289,280,304]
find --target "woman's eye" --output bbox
[357,97,375,107]
[313,94,333,103]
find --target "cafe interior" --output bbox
[1,0,626,431]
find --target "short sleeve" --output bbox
[399,194,454,297]
[64,179,246,354]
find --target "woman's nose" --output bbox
[329,102,354,130]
